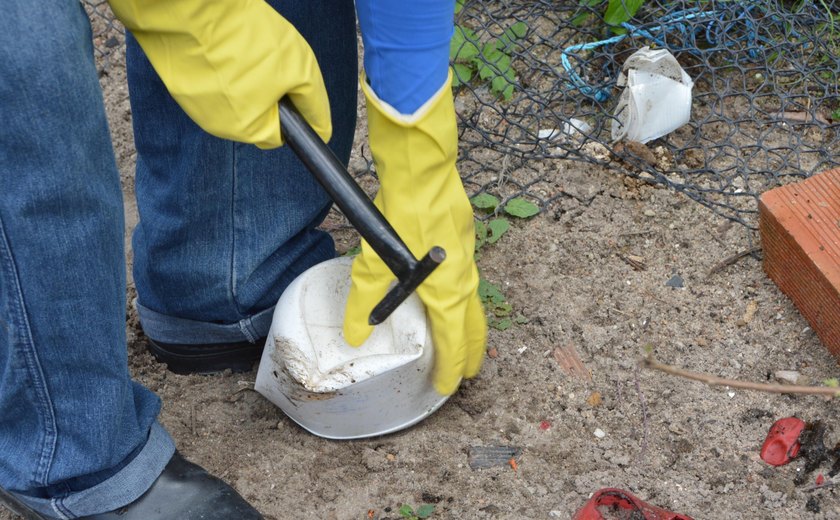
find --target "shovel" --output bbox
[277,97,444,325]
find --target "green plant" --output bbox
[450,20,528,100]
[399,504,436,520]
[604,0,645,34]
[478,279,513,330]
[471,194,539,330]
[570,0,646,33]
[472,194,538,259]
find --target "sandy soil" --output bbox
[4,17,840,520]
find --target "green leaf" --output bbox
[832,109,840,121]
[498,33,514,51]
[478,63,496,80]
[491,52,512,75]
[507,21,528,39]
[478,279,505,305]
[452,63,474,87]
[399,505,415,518]
[450,25,480,61]
[502,84,514,101]
[825,378,840,388]
[514,315,529,324]
[486,218,510,244]
[416,504,436,518]
[474,220,488,251]
[604,0,644,28]
[342,245,361,257]
[500,22,528,50]
[471,193,500,210]
[493,302,513,317]
[449,27,464,60]
[480,41,504,63]
[504,198,539,218]
[571,12,594,26]
[455,0,465,14]
[491,75,506,95]
[492,317,513,331]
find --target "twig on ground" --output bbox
[774,111,831,126]
[640,288,668,305]
[642,357,840,397]
[803,479,838,492]
[616,251,647,271]
[707,246,762,276]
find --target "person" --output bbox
[0,0,487,518]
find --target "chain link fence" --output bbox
[453,0,840,227]
[84,0,840,228]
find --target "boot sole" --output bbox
[146,338,266,375]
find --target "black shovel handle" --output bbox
[278,97,445,325]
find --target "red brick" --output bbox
[759,168,840,360]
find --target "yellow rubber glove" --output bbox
[108,0,330,149]
[343,71,487,396]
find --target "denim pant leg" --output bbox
[126,0,358,345]
[0,1,173,518]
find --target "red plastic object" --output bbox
[760,417,806,466]
[572,488,694,520]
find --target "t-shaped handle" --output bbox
[278,98,445,325]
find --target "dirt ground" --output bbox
[5,28,840,520]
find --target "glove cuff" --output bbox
[360,70,453,126]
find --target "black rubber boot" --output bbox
[0,452,263,520]
[147,338,266,375]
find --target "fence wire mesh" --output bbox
[84,0,840,228]
[453,0,840,227]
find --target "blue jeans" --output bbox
[0,0,356,518]
[127,2,358,345]
[1,0,449,517]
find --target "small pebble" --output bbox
[774,370,800,385]
[594,428,606,438]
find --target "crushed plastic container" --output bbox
[573,488,694,520]
[611,47,694,144]
[254,257,449,440]
[760,416,806,466]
